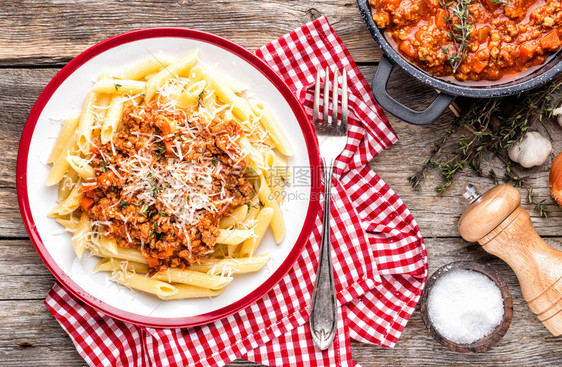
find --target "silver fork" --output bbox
[309,67,348,350]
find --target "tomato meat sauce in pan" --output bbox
[371,0,562,81]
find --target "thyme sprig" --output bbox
[439,0,474,73]
[409,76,562,217]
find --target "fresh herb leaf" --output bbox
[138,205,148,217]
[119,201,129,209]
[438,0,473,73]
[114,83,122,92]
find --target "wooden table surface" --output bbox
[2,1,561,365]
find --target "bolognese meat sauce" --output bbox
[83,100,253,272]
[371,0,562,81]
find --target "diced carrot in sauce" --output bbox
[163,139,174,154]
[399,41,416,58]
[435,9,448,28]
[540,31,561,51]
[97,170,117,189]
[79,196,94,211]
[159,247,175,258]
[146,257,159,268]
[472,59,489,74]
[478,26,491,43]
[520,41,539,58]
[160,122,172,135]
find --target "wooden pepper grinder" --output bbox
[458,184,562,336]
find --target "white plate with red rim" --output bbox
[17,28,321,328]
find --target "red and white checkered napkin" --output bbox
[45,17,427,366]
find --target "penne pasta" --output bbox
[145,49,198,102]
[216,229,254,245]
[239,207,274,258]
[112,269,178,298]
[95,70,112,111]
[58,170,79,201]
[66,155,95,180]
[242,196,261,225]
[96,235,118,256]
[211,243,228,259]
[251,101,294,156]
[55,217,78,231]
[262,150,286,205]
[257,174,285,243]
[94,258,148,274]
[227,243,240,258]
[189,254,271,275]
[76,91,98,155]
[100,97,125,144]
[47,114,80,164]
[176,80,206,109]
[239,136,265,169]
[158,284,224,300]
[151,268,232,289]
[215,72,247,94]
[219,204,249,229]
[48,179,84,217]
[264,150,290,180]
[72,212,91,259]
[47,132,78,186]
[91,79,146,95]
[211,76,252,122]
[95,245,148,264]
[114,56,173,81]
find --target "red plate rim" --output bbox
[16,27,321,328]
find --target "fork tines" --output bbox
[312,67,348,128]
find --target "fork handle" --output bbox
[309,157,338,350]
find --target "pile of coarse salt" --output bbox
[427,269,504,344]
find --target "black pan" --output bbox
[357,0,562,125]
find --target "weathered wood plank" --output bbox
[0,0,382,66]
[0,68,58,188]
[0,68,58,237]
[0,238,561,365]
[0,240,52,276]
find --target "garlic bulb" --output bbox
[550,153,562,206]
[507,131,552,168]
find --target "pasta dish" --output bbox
[46,50,293,299]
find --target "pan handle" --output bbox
[372,55,455,125]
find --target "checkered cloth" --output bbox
[45,17,427,366]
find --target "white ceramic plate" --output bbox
[17,28,321,327]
